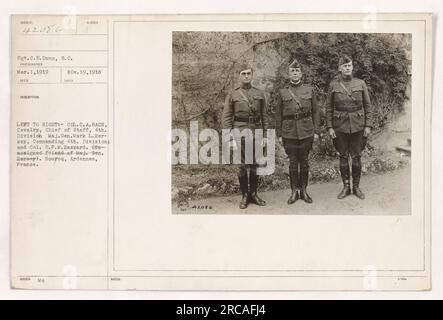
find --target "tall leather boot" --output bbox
[248,169,266,206]
[287,170,299,204]
[337,156,351,199]
[238,174,249,209]
[299,163,313,203]
[352,156,365,200]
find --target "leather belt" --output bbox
[283,111,312,120]
[335,106,363,112]
[234,115,262,124]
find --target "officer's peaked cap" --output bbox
[338,54,353,66]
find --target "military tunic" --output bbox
[326,76,374,133]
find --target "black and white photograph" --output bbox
[8,12,432,291]
[171,31,412,215]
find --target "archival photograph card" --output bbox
[10,13,432,290]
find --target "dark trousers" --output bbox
[234,135,263,195]
[283,137,314,189]
[333,131,367,186]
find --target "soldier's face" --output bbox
[289,67,302,82]
[239,69,253,84]
[339,61,353,76]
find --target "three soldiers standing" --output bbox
[222,55,373,208]
[222,64,268,209]
[275,59,320,204]
[325,55,374,200]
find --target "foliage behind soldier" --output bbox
[326,54,374,200]
[275,58,321,204]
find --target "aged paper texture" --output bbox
[10,13,432,290]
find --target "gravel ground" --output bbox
[173,163,411,216]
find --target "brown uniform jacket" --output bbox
[222,85,268,131]
[325,76,374,133]
[275,82,320,140]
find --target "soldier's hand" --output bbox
[328,128,336,139]
[278,137,283,144]
[261,138,268,147]
[313,133,319,140]
[363,126,371,137]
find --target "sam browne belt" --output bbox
[234,115,262,124]
[283,111,312,120]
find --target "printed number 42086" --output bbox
[220,305,265,316]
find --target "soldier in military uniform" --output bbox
[326,55,374,200]
[275,59,320,204]
[222,64,269,209]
